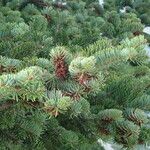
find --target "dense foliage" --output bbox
[116,0,150,25]
[0,0,150,150]
[0,0,146,59]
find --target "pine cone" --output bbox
[54,56,68,79]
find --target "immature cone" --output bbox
[54,54,68,79]
[50,47,69,79]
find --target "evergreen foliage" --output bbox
[116,0,150,26]
[0,0,150,150]
[0,0,146,59]
[1,35,150,149]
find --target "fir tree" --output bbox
[0,0,145,59]
[1,35,150,149]
[0,0,150,150]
